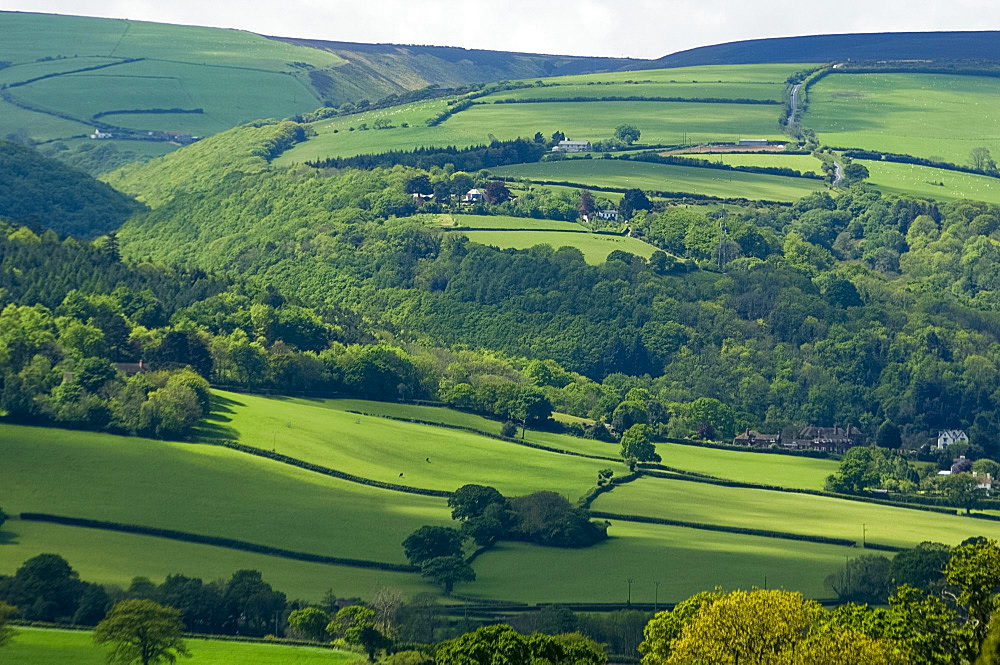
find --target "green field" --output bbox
[673,152,824,174]
[491,159,827,202]
[594,477,1000,548]
[208,391,625,498]
[0,12,342,142]
[548,63,815,85]
[858,159,1000,204]
[3,627,363,665]
[0,423,452,564]
[805,72,1000,164]
[653,442,839,490]
[479,81,785,102]
[443,214,590,231]
[469,521,851,604]
[456,230,657,264]
[0,520,429,602]
[280,100,787,164]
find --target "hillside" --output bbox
[0,139,140,238]
[654,30,1000,67]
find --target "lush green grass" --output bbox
[653,442,839,490]
[594,476,1000,548]
[550,63,815,85]
[294,396,618,459]
[491,159,826,202]
[673,152,824,174]
[443,214,589,231]
[209,391,625,498]
[0,12,341,141]
[0,520,429,602]
[858,159,1000,204]
[479,81,785,102]
[0,423,452,564]
[455,229,658,264]
[805,73,1000,164]
[0,99,92,139]
[469,521,852,604]
[3,627,363,664]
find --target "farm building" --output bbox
[463,188,484,203]
[789,424,863,453]
[552,140,592,153]
[115,361,149,377]
[733,429,781,447]
[596,209,620,221]
[90,128,113,139]
[737,138,769,147]
[937,429,968,450]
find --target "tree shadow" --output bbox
[195,393,243,442]
[0,528,21,546]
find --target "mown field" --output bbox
[456,229,658,264]
[469,521,851,603]
[490,159,827,202]
[3,627,363,665]
[805,72,1000,165]
[441,214,591,231]
[652,441,839,490]
[0,11,340,142]
[857,159,1000,204]
[594,477,1000,548]
[672,152,825,174]
[0,423,452,564]
[478,81,786,102]
[208,391,625,497]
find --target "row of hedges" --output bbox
[18,513,419,572]
[490,96,781,105]
[589,510,869,549]
[212,439,452,497]
[426,99,474,126]
[619,152,825,179]
[578,471,642,509]
[840,148,1000,179]
[3,57,141,89]
[658,435,834,458]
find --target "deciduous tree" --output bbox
[93,599,190,665]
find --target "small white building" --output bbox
[462,188,484,203]
[738,138,769,147]
[938,429,969,450]
[552,140,592,153]
[596,209,620,221]
[90,128,113,139]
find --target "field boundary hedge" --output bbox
[489,96,781,105]
[589,510,894,550]
[620,152,825,180]
[208,439,453,497]
[3,57,141,89]
[18,513,420,572]
[93,107,204,119]
[840,148,1000,180]
[496,177,792,207]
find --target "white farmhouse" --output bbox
[552,140,592,153]
[938,429,969,450]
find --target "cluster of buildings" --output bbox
[411,188,484,204]
[733,425,863,454]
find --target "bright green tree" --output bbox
[419,556,476,595]
[620,424,660,463]
[286,607,330,642]
[93,599,190,665]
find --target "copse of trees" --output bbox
[306,137,547,171]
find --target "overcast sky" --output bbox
[6,0,1000,59]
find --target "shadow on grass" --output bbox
[194,393,244,442]
[0,529,21,546]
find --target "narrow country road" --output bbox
[833,161,845,187]
[787,83,802,130]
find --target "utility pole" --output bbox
[626,578,634,607]
[862,523,867,548]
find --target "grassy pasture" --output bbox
[805,73,1000,164]
[0,520,428,602]
[0,423,452,564]
[0,99,92,140]
[208,391,624,498]
[443,214,589,231]
[479,81,785,102]
[672,152,825,173]
[3,627,363,664]
[469,521,851,604]
[653,441,839,490]
[0,56,122,85]
[491,159,826,202]
[278,99,786,164]
[549,63,815,85]
[0,12,342,69]
[296,396,618,459]
[858,159,1000,204]
[456,230,657,264]
[594,476,1000,548]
